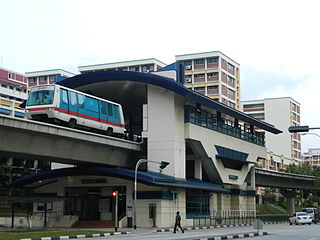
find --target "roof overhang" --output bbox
[58,71,282,134]
[9,167,229,193]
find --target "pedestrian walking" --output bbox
[27,212,32,229]
[173,211,184,233]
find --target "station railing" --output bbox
[193,214,289,227]
[184,105,265,146]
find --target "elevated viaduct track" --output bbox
[251,168,318,191]
[0,116,142,167]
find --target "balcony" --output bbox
[185,105,265,146]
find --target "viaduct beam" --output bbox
[246,168,318,191]
[0,116,142,167]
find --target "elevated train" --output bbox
[25,84,126,136]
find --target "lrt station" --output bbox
[5,64,281,228]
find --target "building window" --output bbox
[129,66,139,72]
[39,76,47,83]
[142,65,154,72]
[185,75,192,83]
[228,101,235,108]
[194,74,205,79]
[227,63,234,72]
[186,191,210,218]
[8,73,12,79]
[227,88,235,99]
[207,57,218,64]
[29,77,36,84]
[228,76,235,86]
[194,59,205,65]
[49,75,56,82]
[184,60,192,70]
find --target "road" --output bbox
[76,223,320,240]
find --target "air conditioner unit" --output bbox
[185,65,192,70]
[186,78,192,83]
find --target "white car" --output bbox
[289,212,312,225]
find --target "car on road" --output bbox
[289,212,312,225]
[302,207,319,223]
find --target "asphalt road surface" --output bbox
[76,223,320,240]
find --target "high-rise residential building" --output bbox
[242,97,302,168]
[26,69,76,88]
[303,148,320,166]
[0,67,27,118]
[176,51,241,109]
[78,58,166,74]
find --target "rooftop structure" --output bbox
[26,69,76,88]
[242,97,302,168]
[78,58,166,74]
[176,51,241,109]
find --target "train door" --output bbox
[60,88,69,113]
[99,101,108,127]
[68,91,78,115]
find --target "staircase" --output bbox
[72,220,115,228]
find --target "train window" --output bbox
[100,102,107,115]
[114,105,119,119]
[84,97,99,113]
[77,94,85,108]
[69,91,77,107]
[61,89,68,104]
[107,103,113,116]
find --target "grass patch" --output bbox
[256,204,285,215]
[0,229,108,240]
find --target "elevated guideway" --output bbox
[246,168,318,191]
[0,115,142,167]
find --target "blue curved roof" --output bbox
[9,167,229,193]
[59,71,281,134]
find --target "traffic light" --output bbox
[160,161,170,170]
[112,191,117,197]
[288,125,309,133]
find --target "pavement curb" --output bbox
[20,231,130,240]
[156,223,252,232]
[192,232,268,240]
[156,221,287,232]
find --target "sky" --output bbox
[1,0,320,151]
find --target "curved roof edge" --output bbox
[9,167,229,193]
[59,71,282,134]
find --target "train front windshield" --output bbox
[27,86,55,106]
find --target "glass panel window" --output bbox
[29,77,36,84]
[77,94,86,108]
[100,102,107,115]
[27,86,55,106]
[107,103,113,116]
[207,57,218,64]
[194,74,205,78]
[49,75,56,81]
[114,105,119,119]
[69,91,77,107]
[195,59,205,65]
[39,76,47,83]
[186,191,210,218]
[227,63,234,72]
[84,97,99,112]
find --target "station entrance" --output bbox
[64,186,126,221]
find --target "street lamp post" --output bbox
[288,125,320,133]
[300,132,320,138]
[133,159,169,229]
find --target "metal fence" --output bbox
[193,214,289,227]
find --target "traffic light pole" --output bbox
[115,190,118,232]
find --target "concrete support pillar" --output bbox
[194,159,202,180]
[250,166,255,188]
[280,189,297,215]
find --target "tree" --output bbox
[0,162,12,186]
